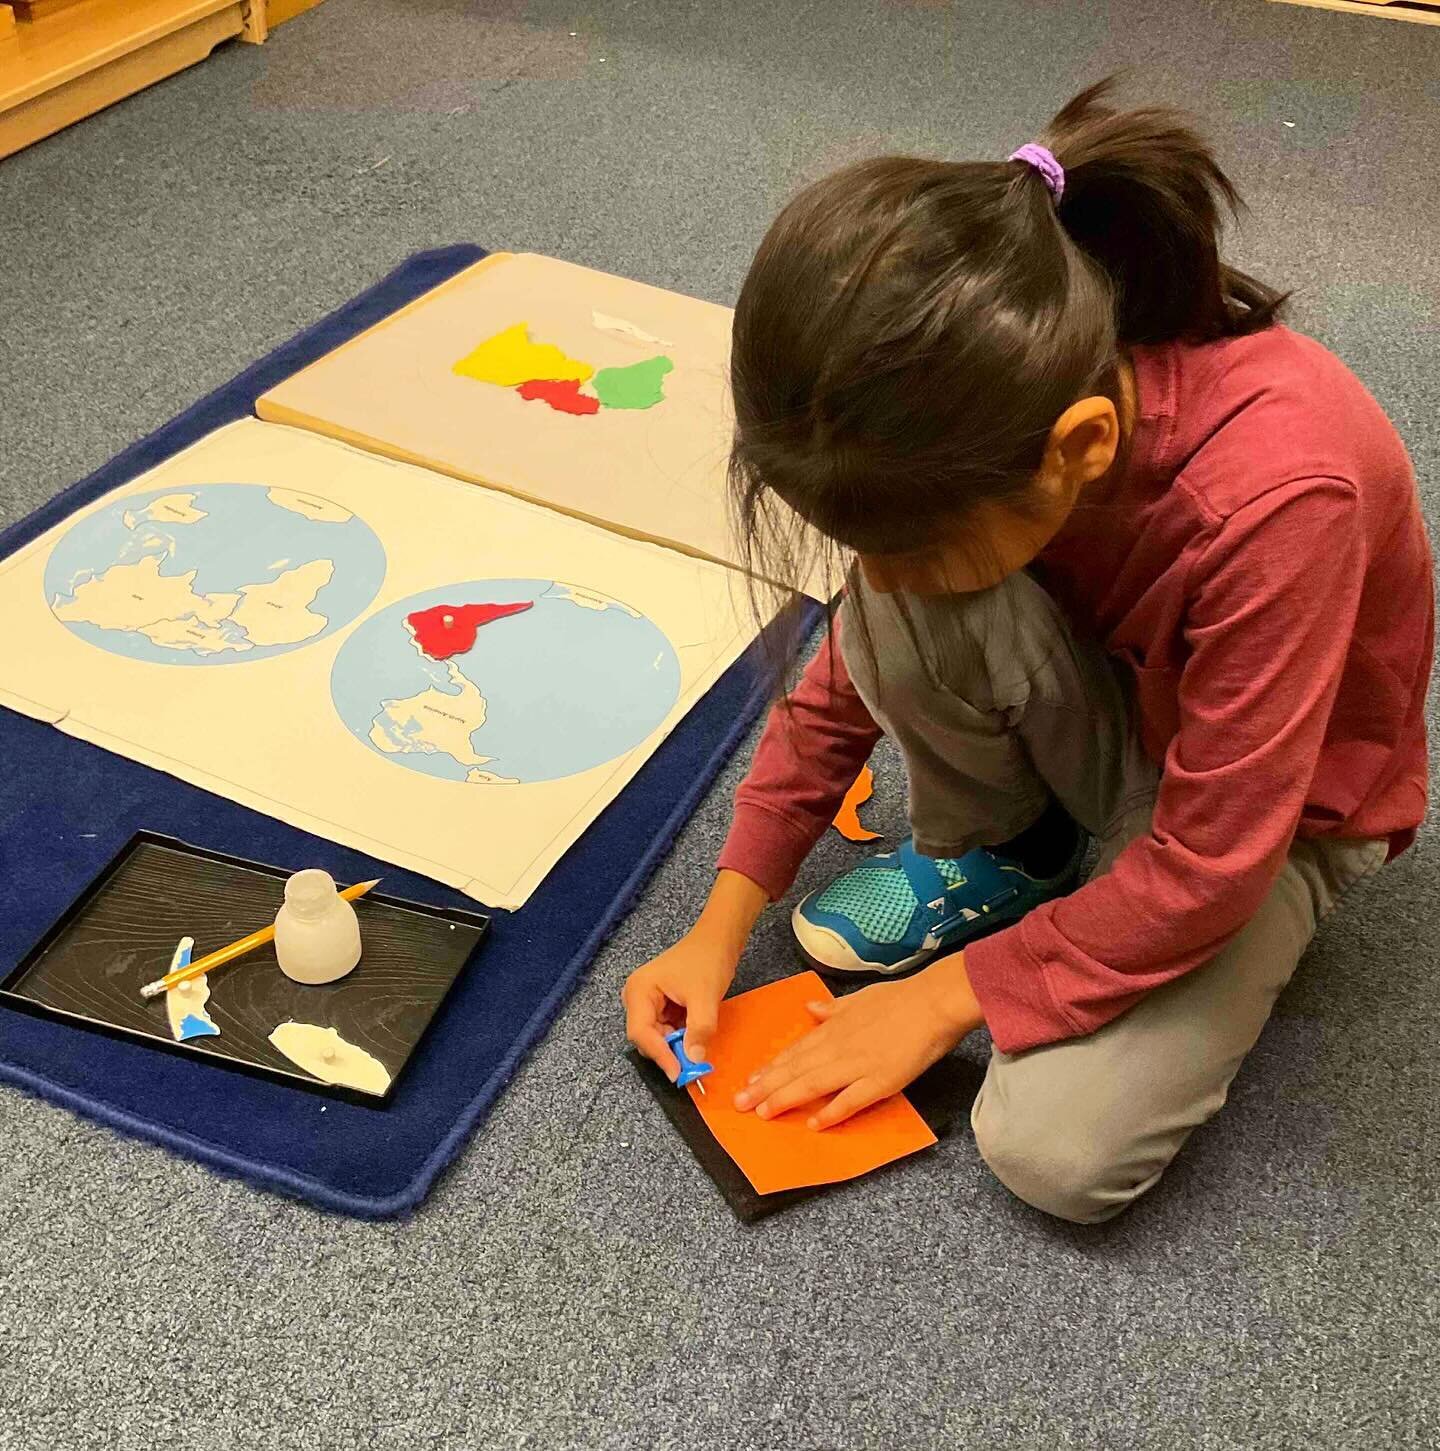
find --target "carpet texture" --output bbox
[0,1,1436,1447]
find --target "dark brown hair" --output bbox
[729,79,1287,616]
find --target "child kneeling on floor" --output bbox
[623,81,1433,1223]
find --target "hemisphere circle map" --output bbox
[331,580,683,785]
[44,483,387,665]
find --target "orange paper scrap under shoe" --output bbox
[832,763,881,842]
[688,971,937,1195]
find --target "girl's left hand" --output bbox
[733,956,985,1130]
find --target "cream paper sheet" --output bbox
[0,419,760,909]
[255,252,830,601]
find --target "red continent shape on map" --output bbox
[514,378,601,415]
[406,601,534,660]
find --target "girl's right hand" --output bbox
[622,869,768,1078]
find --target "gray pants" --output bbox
[841,572,1387,1224]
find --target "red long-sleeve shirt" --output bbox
[718,327,1434,1054]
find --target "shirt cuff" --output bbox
[962,924,1080,1056]
[716,801,821,902]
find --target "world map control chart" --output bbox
[0,420,757,908]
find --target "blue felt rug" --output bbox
[0,246,809,1218]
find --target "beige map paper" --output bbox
[0,420,759,910]
[256,252,829,601]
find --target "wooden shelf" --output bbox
[13,2,93,20]
[1269,0,1440,24]
[0,0,246,159]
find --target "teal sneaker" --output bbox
[792,833,1085,977]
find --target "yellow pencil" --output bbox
[138,879,381,999]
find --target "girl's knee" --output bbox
[846,567,1070,714]
[971,1088,1155,1225]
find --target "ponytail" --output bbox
[1038,78,1287,344]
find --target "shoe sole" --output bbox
[790,909,935,977]
[791,897,1056,982]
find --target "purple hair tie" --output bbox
[1008,143,1065,204]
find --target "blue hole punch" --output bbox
[664,1029,714,1094]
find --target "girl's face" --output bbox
[856,380,1128,598]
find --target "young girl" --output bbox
[622,82,1433,1223]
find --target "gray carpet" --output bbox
[1,2,1437,1446]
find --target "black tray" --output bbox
[0,832,489,1105]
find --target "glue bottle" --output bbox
[275,869,362,985]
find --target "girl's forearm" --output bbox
[695,869,770,958]
[718,619,884,903]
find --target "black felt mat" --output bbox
[632,1047,984,1222]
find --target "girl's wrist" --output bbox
[920,952,985,1039]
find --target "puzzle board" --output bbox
[256,252,829,601]
[0,419,759,909]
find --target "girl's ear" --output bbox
[1040,395,1121,500]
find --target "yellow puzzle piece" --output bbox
[453,323,594,387]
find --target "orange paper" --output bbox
[689,971,937,1195]
[832,763,881,842]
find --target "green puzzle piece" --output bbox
[591,355,675,410]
